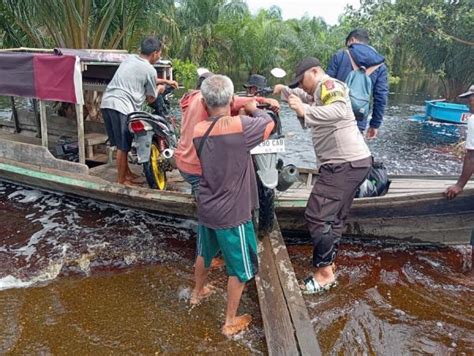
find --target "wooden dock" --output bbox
[255,217,321,356]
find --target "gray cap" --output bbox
[459,85,474,98]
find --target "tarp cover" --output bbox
[0,52,83,104]
[54,48,171,66]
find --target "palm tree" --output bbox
[171,0,249,68]
[0,0,179,50]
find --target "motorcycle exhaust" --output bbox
[160,148,177,169]
[162,148,174,159]
[276,164,300,192]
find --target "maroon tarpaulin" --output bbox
[0,52,83,104]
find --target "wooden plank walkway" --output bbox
[255,217,321,356]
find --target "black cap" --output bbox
[288,57,322,89]
[243,74,267,89]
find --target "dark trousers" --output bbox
[305,157,371,267]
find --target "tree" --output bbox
[343,0,474,98]
[0,0,179,50]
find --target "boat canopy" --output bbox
[0,48,173,105]
[0,51,84,104]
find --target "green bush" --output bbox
[172,59,198,89]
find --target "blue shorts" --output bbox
[102,108,132,152]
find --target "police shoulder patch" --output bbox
[320,80,345,105]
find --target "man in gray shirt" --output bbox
[190,75,274,336]
[101,36,176,185]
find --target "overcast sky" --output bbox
[245,0,361,25]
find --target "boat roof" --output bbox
[0,47,172,67]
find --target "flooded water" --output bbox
[1,93,472,354]
[0,183,264,354]
[289,243,473,354]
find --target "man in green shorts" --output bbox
[190,75,274,336]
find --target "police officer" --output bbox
[274,57,372,294]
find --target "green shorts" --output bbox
[197,220,258,283]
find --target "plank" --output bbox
[255,233,300,356]
[267,218,322,356]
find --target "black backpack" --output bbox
[355,161,391,198]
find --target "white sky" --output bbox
[245,0,361,25]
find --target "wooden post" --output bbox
[32,99,41,138]
[76,103,85,164]
[39,100,48,148]
[10,97,21,133]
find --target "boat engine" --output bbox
[54,136,79,162]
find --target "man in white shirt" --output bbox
[445,85,474,198]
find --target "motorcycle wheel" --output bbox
[256,177,275,234]
[143,142,167,190]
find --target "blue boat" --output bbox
[425,100,469,124]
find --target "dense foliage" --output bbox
[0,0,472,97]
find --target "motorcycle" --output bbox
[251,103,299,234]
[127,85,178,190]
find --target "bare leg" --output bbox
[190,256,213,305]
[313,265,335,286]
[222,276,251,335]
[116,149,128,184]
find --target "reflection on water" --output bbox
[0,91,472,353]
[278,100,465,175]
[289,243,473,354]
[0,183,264,354]
[1,182,473,354]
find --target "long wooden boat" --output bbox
[0,135,473,245]
[276,168,474,245]
[0,49,473,246]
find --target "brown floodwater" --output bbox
[0,181,473,355]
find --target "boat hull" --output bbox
[1,139,473,245]
[276,192,474,245]
[425,100,469,124]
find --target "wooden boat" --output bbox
[0,49,473,246]
[276,168,474,245]
[424,100,469,124]
[1,143,473,245]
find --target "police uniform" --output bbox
[283,75,372,267]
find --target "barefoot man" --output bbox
[100,36,177,185]
[190,75,274,336]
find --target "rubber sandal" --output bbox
[300,277,337,295]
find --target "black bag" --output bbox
[355,161,391,198]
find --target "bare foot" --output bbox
[190,285,214,305]
[121,179,141,187]
[126,173,143,182]
[210,257,225,269]
[222,314,252,336]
